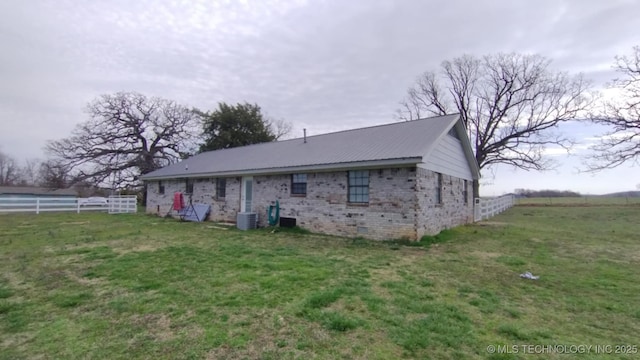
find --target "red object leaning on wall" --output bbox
[173,192,184,211]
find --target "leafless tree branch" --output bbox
[268,118,293,140]
[45,92,198,189]
[0,151,21,186]
[586,46,640,171]
[397,53,596,196]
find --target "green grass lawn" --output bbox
[1,206,639,359]
[516,196,640,206]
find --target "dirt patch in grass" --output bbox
[1,332,35,349]
[205,344,290,360]
[630,251,640,262]
[469,251,501,260]
[130,314,174,341]
[46,241,116,254]
[113,243,165,255]
[36,270,68,290]
[50,239,167,257]
[64,270,105,286]
[182,324,205,339]
[2,271,30,291]
[381,246,429,261]
[205,310,310,360]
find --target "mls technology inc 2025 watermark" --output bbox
[486,344,637,355]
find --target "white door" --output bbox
[241,176,253,212]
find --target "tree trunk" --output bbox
[142,183,148,207]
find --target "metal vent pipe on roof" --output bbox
[303,129,307,143]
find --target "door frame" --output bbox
[240,176,253,212]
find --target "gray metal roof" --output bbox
[0,186,78,196]
[142,114,472,180]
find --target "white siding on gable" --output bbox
[420,134,473,180]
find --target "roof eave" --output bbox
[141,158,423,181]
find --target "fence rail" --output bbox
[0,196,137,214]
[474,195,515,222]
[108,196,138,214]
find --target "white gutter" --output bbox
[141,158,422,181]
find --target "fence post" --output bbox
[77,198,80,213]
[36,198,40,214]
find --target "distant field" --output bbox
[1,208,639,359]
[517,196,640,206]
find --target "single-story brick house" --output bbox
[142,114,480,240]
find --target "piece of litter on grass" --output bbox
[520,271,540,280]
[206,225,229,230]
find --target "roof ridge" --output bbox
[296,113,459,140]
[194,113,460,155]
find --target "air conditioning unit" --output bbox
[237,212,257,230]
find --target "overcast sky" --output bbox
[1,0,639,194]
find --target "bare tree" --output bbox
[398,53,595,196]
[587,46,640,170]
[0,151,20,186]
[268,118,293,140]
[38,160,71,189]
[46,92,198,188]
[19,158,41,186]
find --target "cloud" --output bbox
[1,0,639,191]
[542,147,571,157]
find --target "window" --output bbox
[463,180,468,204]
[158,180,165,195]
[185,178,194,194]
[291,174,307,195]
[216,178,226,199]
[436,173,443,204]
[348,170,369,203]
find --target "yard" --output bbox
[516,196,640,206]
[1,204,639,359]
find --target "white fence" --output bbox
[0,195,137,214]
[108,196,138,214]
[474,195,515,222]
